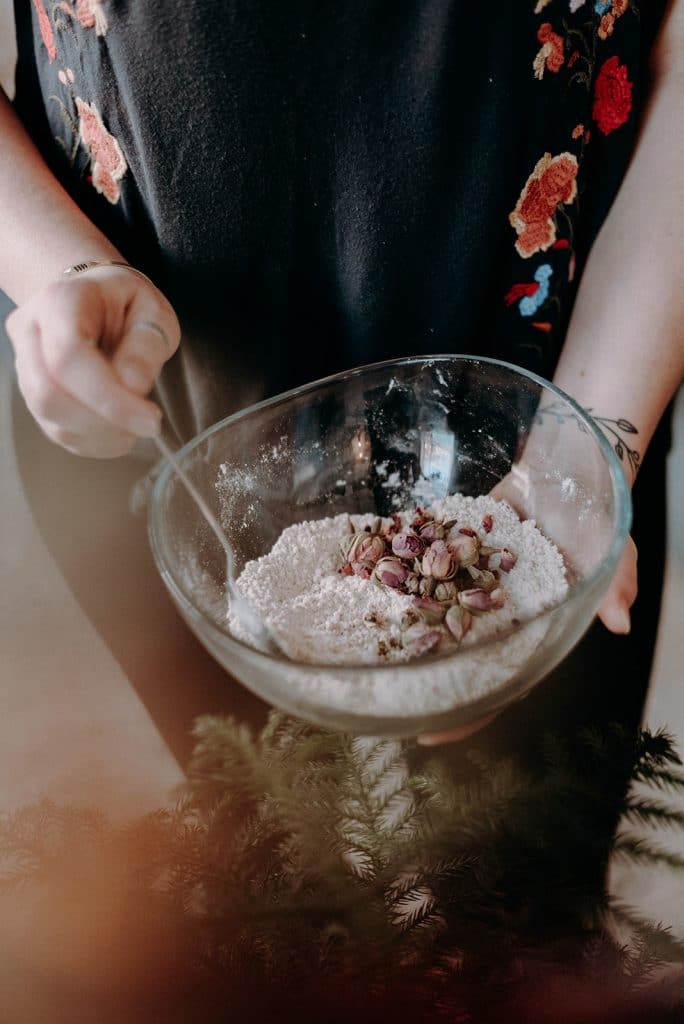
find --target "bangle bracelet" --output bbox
[62,259,156,289]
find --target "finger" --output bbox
[35,302,162,436]
[417,712,497,747]
[597,536,638,635]
[112,320,175,395]
[14,326,139,457]
[111,291,180,395]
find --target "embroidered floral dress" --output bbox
[13,0,668,440]
[11,1,673,878]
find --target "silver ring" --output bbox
[130,320,171,351]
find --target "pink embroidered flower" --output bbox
[75,98,127,203]
[60,0,108,36]
[592,56,633,135]
[598,13,615,39]
[509,152,579,258]
[598,1,629,41]
[533,23,565,79]
[32,0,57,62]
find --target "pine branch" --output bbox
[612,834,684,871]
[623,797,684,832]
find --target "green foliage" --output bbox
[2,714,684,1021]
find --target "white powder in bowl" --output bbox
[226,495,568,718]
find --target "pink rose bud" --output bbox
[466,566,498,592]
[404,573,420,594]
[499,549,517,572]
[448,534,480,568]
[373,557,409,588]
[352,561,373,580]
[445,604,472,643]
[404,628,444,659]
[412,596,446,625]
[347,532,386,566]
[434,581,459,602]
[418,520,445,542]
[481,514,493,534]
[421,540,457,580]
[487,548,517,573]
[391,531,424,559]
[458,588,505,614]
[459,527,478,538]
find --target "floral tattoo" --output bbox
[537,401,641,478]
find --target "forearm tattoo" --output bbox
[537,401,641,478]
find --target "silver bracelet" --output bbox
[62,259,156,289]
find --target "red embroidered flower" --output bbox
[75,98,127,203]
[533,23,565,79]
[592,56,633,136]
[32,0,57,62]
[504,282,539,306]
[509,152,579,259]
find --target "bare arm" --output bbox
[551,2,684,633]
[0,87,179,456]
[0,88,121,301]
[554,2,684,476]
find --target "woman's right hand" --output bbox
[5,264,180,458]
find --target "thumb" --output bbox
[597,535,638,635]
[111,296,180,396]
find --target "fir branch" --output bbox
[612,835,684,871]
[623,798,684,832]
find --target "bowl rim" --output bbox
[148,353,632,672]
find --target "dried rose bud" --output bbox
[373,557,409,588]
[499,549,517,572]
[347,532,386,566]
[434,581,459,603]
[458,588,505,614]
[404,628,444,659]
[404,572,420,594]
[412,596,446,625]
[418,520,446,543]
[421,540,457,580]
[352,561,374,580]
[339,563,354,577]
[448,534,480,568]
[419,576,436,597]
[410,506,434,529]
[402,620,432,646]
[391,531,424,559]
[459,527,478,538]
[466,566,498,592]
[445,604,472,643]
[487,548,517,573]
[381,513,403,538]
[481,514,493,534]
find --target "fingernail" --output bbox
[119,363,151,394]
[617,607,631,634]
[131,414,160,437]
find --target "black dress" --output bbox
[12,1,672,828]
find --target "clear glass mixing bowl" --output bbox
[148,355,631,737]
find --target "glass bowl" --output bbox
[148,355,631,737]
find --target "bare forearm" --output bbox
[0,88,121,304]
[554,66,684,482]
